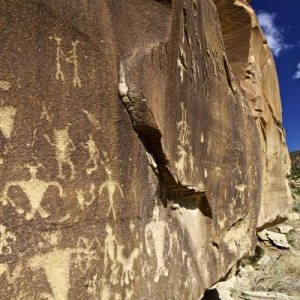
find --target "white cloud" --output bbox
[257,12,290,57]
[293,62,300,79]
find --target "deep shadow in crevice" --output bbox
[201,289,221,300]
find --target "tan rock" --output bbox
[241,291,289,300]
[265,231,291,249]
[278,224,294,234]
[0,0,288,298]
[214,0,292,229]
[289,212,300,221]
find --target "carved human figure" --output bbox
[175,102,196,179]
[1,164,63,220]
[103,224,119,283]
[44,125,76,180]
[82,134,100,175]
[145,205,171,282]
[49,36,81,87]
[99,168,124,220]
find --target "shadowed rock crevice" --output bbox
[119,62,211,217]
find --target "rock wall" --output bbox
[214,0,292,229]
[0,0,288,299]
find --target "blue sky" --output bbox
[251,0,300,152]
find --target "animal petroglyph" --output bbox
[83,110,101,130]
[99,167,124,220]
[117,245,140,286]
[0,106,17,139]
[45,125,76,180]
[30,248,73,300]
[175,102,196,179]
[104,225,140,286]
[49,36,81,87]
[145,205,171,282]
[76,236,101,273]
[0,80,11,91]
[76,183,96,210]
[82,134,100,175]
[0,225,16,255]
[1,164,63,220]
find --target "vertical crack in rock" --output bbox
[118,61,212,218]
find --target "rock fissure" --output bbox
[118,61,211,216]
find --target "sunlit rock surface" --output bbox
[215,0,292,229]
[0,0,289,299]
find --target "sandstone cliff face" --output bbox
[0,0,287,299]
[215,0,292,229]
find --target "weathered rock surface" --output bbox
[0,0,289,299]
[214,0,292,229]
[277,224,293,234]
[241,291,289,300]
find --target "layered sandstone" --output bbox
[0,0,289,299]
[215,0,292,229]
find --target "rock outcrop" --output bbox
[214,0,292,229]
[0,0,290,299]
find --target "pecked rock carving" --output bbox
[0,0,290,299]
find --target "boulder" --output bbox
[278,224,294,234]
[265,231,291,249]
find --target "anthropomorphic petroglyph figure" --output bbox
[175,102,196,179]
[76,183,96,210]
[177,103,190,147]
[99,167,124,220]
[49,36,81,87]
[82,134,100,175]
[30,248,73,300]
[175,145,188,179]
[104,224,119,284]
[44,125,76,180]
[0,106,17,139]
[0,225,16,255]
[145,205,171,282]
[1,164,63,220]
[235,184,247,204]
[76,236,101,273]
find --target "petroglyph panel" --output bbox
[0,0,265,299]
